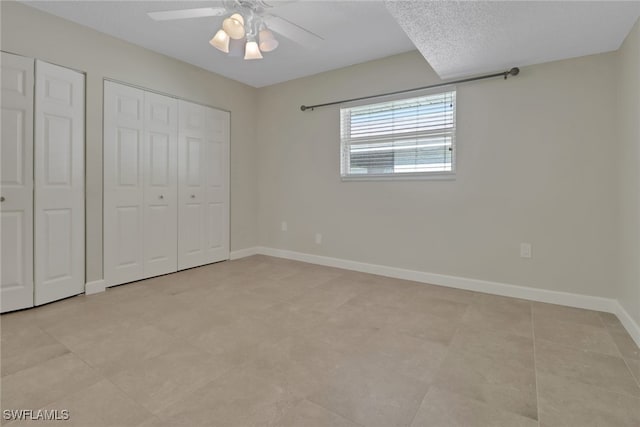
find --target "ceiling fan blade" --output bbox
[263,14,323,48]
[147,7,226,21]
[260,1,299,7]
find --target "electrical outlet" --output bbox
[281,221,288,232]
[520,243,532,259]
[315,233,322,245]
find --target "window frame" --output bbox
[339,86,457,181]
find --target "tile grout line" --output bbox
[38,322,141,403]
[531,302,542,427]
[597,311,626,359]
[275,280,372,427]
[622,357,640,390]
[96,334,239,421]
[157,275,358,424]
[405,300,474,427]
[0,323,67,379]
[16,326,107,416]
[404,381,430,426]
[535,332,623,360]
[306,285,475,427]
[598,311,640,391]
[34,301,214,423]
[301,398,367,427]
[534,315,625,359]
[534,336,640,401]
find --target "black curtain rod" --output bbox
[300,67,520,112]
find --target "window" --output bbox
[340,89,456,179]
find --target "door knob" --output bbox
[159,195,164,199]
[190,194,195,199]
[0,196,4,202]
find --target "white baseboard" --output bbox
[230,247,260,260]
[85,279,106,295]
[254,246,640,347]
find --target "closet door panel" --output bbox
[177,101,207,270]
[177,101,229,270]
[143,92,178,278]
[34,60,85,305]
[104,82,145,286]
[204,109,230,263]
[1,53,34,313]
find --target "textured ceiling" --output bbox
[18,1,640,87]
[21,0,417,87]
[385,0,640,79]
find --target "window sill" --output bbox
[340,173,456,182]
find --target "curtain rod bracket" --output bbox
[300,66,521,112]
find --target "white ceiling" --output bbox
[20,1,640,87]
[22,0,416,87]
[385,0,640,79]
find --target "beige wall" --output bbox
[256,51,619,298]
[1,1,259,282]
[617,18,640,326]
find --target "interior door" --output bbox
[143,91,178,278]
[204,108,230,263]
[104,81,145,287]
[33,60,85,305]
[1,52,34,312]
[178,100,207,270]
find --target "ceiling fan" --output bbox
[147,0,323,60]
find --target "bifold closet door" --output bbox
[104,81,178,287]
[203,106,230,264]
[33,60,85,306]
[142,92,178,278]
[1,53,34,312]
[104,82,145,286]
[178,100,229,270]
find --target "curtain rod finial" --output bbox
[504,67,520,79]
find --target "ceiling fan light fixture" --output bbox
[209,29,230,53]
[258,28,279,52]
[223,13,246,39]
[230,13,245,26]
[244,39,263,60]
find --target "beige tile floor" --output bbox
[1,255,639,426]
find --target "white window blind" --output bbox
[340,89,456,179]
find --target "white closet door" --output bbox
[104,82,145,287]
[1,53,34,313]
[178,100,229,270]
[143,92,178,278]
[204,108,230,263]
[34,60,85,305]
[178,100,207,270]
